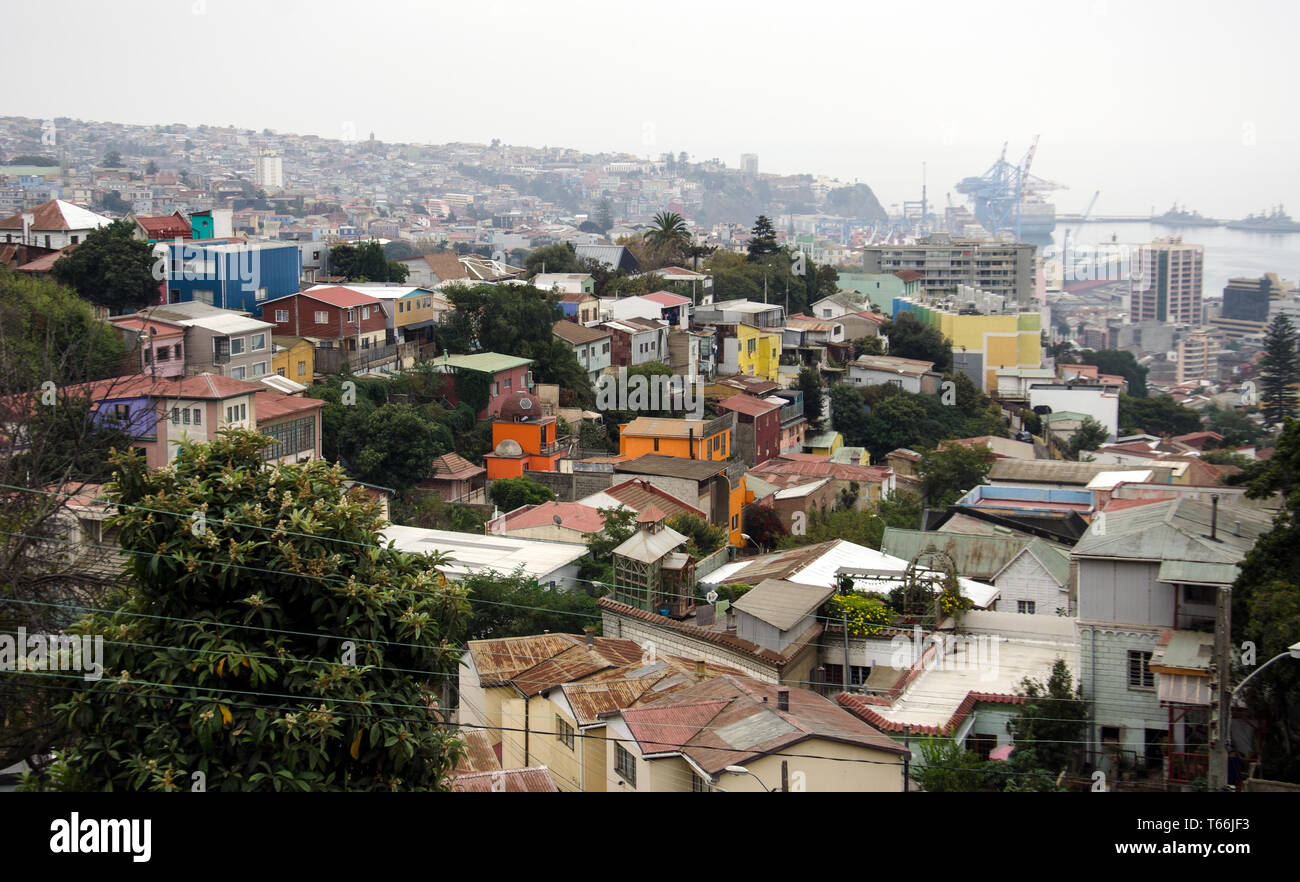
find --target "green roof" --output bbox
[437,352,533,373]
[1041,411,1090,424]
[1157,559,1240,586]
[881,527,1029,580]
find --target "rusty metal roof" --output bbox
[621,676,908,775]
[468,634,650,695]
[450,766,560,792]
[561,657,745,726]
[465,633,584,687]
[453,728,501,775]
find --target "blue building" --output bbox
[162,239,301,315]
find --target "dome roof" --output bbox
[499,390,539,422]
[493,438,525,457]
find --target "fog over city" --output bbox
[7,0,1299,217]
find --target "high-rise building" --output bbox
[254,152,283,191]
[740,153,758,176]
[1209,273,1298,339]
[1175,329,1219,385]
[1129,238,1203,325]
[861,234,1037,307]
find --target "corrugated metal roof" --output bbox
[1158,559,1240,586]
[437,352,534,373]
[731,579,834,631]
[453,729,501,774]
[466,634,582,686]
[611,524,689,564]
[881,528,1029,580]
[450,766,560,792]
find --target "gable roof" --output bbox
[581,477,707,522]
[289,286,382,308]
[1073,497,1270,567]
[0,199,111,232]
[430,453,485,481]
[731,579,834,631]
[552,320,611,345]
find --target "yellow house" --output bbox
[804,430,843,456]
[894,302,1041,393]
[608,677,910,792]
[736,322,782,383]
[394,288,452,343]
[618,414,735,461]
[458,633,743,792]
[271,336,315,383]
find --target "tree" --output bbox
[577,507,637,587]
[916,443,996,507]
[1067,416,1109,460]
[1258,314,1299,427]
[102,150,122,167]
[524,242,580,277]
[829,383,870,446]
[1074,349,1149,398]
[1205,406,1267,448]
[665,514,726,559]
[50,220,158,315]
[643,211,691,268]
[488,476,555,512]
[1007,659,1090,777]
[741,504,787,550]
[22,430,471,791]
[912,738,987,792]
[780,490,922,551]
[329,241,407,283]
[1117,393,1201,437]
[798,367,824,429]
[460,569,600,641]
[852,336,885,358]
[144,160,158,176]
[882,312,953,372]
[350,403,447,491]
[747,215,779,260]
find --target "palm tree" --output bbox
[643,211,691,268]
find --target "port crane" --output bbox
[955,136,1065,239]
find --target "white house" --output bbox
[1028,383,1120,440]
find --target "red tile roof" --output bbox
[253,390,325,422]
[501,501,606,534]
[643,290,691,307]
[893,269,923,282]
[135,214,191,238]
[295,286,382,308]
[838,690,1023,737]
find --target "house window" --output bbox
[230,337,245,355]
[251,334,266,351]
[361,337,370,350]
[967,733,998,762]
[193,408,202,425]
[504,377,511,390]
[423,298,430,308]
[182,408,191,425]
[748,338,756,354]
[361,307,370,320]
[231,366,246,380]
[602,342,609,354]
[690,773,713,793]
[614,743,636,787]
[277,367,286,377]
[157,346,170,361]
[555,716,575,751]
[1127,650,1154,688]
[1184,585,1216,604]
[653,439,660,451]
[144,348,153,364]
[252,362,267,377]
[314,311,329,324]
[276,310,289,323]
[297,361,306,378]
[1017,600,1036,615]
[255,287,268,301]
[114,404,130,421]
[171,407,180,424]
[346,309,356,322]
[731,514,738,530]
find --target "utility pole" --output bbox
[903,724,911,793]
[842,610,850,694]
[1207,584,1232,790]
[780,760,788,793]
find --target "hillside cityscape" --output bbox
[1,29,1299,817]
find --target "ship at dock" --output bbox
[1151,203,1219,227]
[1226,206,1300,233]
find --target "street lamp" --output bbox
[724,765,777,792]
[1213,640,1300,790]
[1232,641,1300,698]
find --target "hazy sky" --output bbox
[9,0,1300,218]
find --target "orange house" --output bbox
[617,414,737,462]
[483,391,567,480]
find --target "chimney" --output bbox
[1210,494,1220,541]
[776,686,790,712]
[583,626,594,646]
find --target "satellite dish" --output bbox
[519,397,533,410]
[553,514,563,525]
[705,590,718,604]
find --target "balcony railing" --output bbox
[1168,752,1208,785]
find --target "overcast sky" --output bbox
[9,0,1299,218]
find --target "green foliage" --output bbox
[1074,349,1149,398]
[328,241,409,283]
[852,335,885,358]
[798,367,824,429]
[1118,393,1201,437]
[828,593,892,637]
[1205,406,1267,448]
[1008,659,1089,776]
[0,269,126,386]
[460,569,600,641]
[1259,314,1299,427]
[24,430,470,791]
[704,583,752,604]
[882,312,953,373]
[741,503,787,550]
[488,476,555,513]
[11,396,133,486]
[390,491,486,533]
[1067,417,1110,459]
[747,215,779,259]
[437,282,593,406]
[453,369,492,416]
[50,220,158,314]
[1231,418,1300,780]
[524,242,581,276]
[911,739,987,792]
[665,513,726,559]
[779,491,922,551]
[348,403,447,491]
[643,211,691,268]
[577,506,637,587]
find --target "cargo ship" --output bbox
[1152,203,1219,226]
[1226,206,1300,233]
